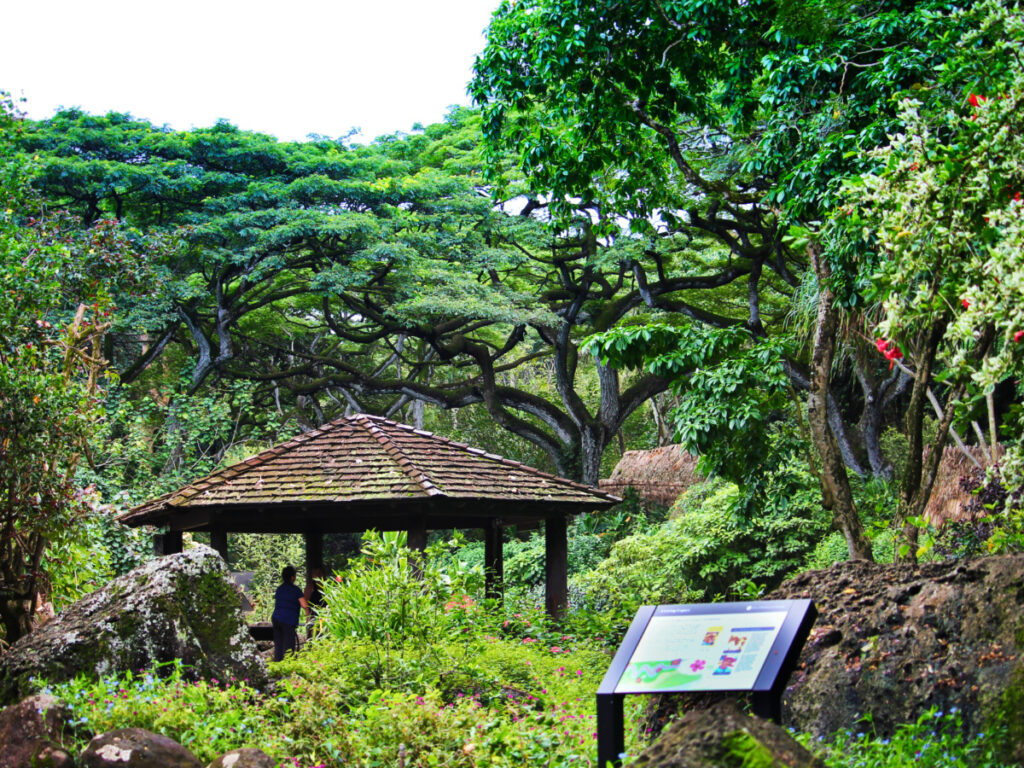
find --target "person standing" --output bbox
[271,565,307,662]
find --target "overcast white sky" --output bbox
[2,0,501,142]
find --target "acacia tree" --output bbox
[471,0,981,558]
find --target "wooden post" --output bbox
[209,529,228,560]
[155,530,183,556]
[545,514,568,619]
[484,518,504,602]
[407,518,427,552]
[408,517,427,578]
[304,530,324,582]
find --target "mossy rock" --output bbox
[629,699,823,768]
[0,546,267,704]
[764,554,1024,757]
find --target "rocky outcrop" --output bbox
[0,546,267,704]
[206,748,278,768]
[629,699,822,768]
[0,693,75,768]
[80,728,202,767]
[768,555,1024,760]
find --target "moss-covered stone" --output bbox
[762,554,1024,749]
[991,665,1024,765]
[721,730,785,768]
[0,546,267,704]
[629,700,823,768]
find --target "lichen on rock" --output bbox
[0,545,267,704]
[767,555,1024,760]
[628,699,823,768]
[80,727,203,768]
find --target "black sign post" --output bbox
[596,599,816,768]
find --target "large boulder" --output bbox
[769,554,1024,758]
[629,699,822,768]
[0,693,75,768]
[80,728,201,768]
[0,545,267,704]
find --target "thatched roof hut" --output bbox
[600,444,703,507]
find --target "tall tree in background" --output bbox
[15,109,682,484]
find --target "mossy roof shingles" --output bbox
[122,414,618,526]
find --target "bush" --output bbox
[574,468,833,633]
[317,530,483,688]
[45,617,631,767]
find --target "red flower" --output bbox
[968,93,987,107]
[962,298,971,309]
[876,338,903,369]
[1015,330,1024,344]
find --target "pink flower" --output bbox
[1014,330,1024,344]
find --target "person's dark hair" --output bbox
[281,565,297,584]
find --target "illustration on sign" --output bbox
[613,610,788,693]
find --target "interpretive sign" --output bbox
[596,599,816,768]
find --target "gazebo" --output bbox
[119,414,620,616]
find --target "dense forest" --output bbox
[2,0,1023,765]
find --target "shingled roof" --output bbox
[120,414,619,532]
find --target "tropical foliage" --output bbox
[2,1,1024,765]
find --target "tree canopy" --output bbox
[472,0,1023,558]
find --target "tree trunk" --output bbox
[0,596,33,643]
[579,423,607,487]
[806,248,874,561]
[893,322,944,562]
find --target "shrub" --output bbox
[317,530,483,688]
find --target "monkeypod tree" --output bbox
[15,109,684,485]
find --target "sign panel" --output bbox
[596,600,816,768]
[613,605,789,693]
[598,599,816,698]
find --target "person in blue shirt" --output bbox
[271,565,308,662]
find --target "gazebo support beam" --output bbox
[210,529,228,560]
[408,518,427,552]
[304,530,323,581]
[545,514,568,619]
[484,519,504,602]
[155,530,183,556]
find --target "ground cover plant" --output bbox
[43,532,640,767]
[800,708,1010,768]
[39,530,1016,767]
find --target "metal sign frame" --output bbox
[595,599,817,767]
